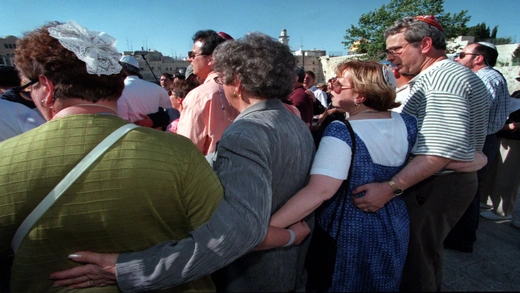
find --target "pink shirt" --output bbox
[177,72,239,155]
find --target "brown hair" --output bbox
[14,21,125,102]
[169,79,199,99]
[335,60,399,111]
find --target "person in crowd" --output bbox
[0,98,45,142]
[177,30,239,156]
[289,66,314,128]
[268,60,418,291]
[445,41,511,251]
[166,79,198,133]
[0,66,21,95]
[0,66,38,109]
[159,72,174,91]
[479,80,520,223]
[116,55,172,129]
[391,67,414,113]
[50,32,315,292]
[0,20,224,292]
[173,72,186,82]
[352,16,489,292]
[304,70,328,109]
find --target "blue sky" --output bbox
[2,0,519,58]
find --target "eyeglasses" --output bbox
[13,79,38,101]
[383,43,412,56]
[457,52,480,59]
[14,79,38,93]
[188,51,206,59]
[332,81,352,92]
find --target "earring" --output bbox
[354,101,359,106]
[233,92,237,98]
[40,99,53,109]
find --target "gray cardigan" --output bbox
[116,99,316,292]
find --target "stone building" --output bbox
[0,35,18,67]
[122,50,189,83]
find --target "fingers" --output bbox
[49,263,97,280]
[68,251,104,265]
[51,274,90,287]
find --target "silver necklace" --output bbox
[218,84,234,122]
[73,103,119,115]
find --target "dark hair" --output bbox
[192,30,229,55]
[295,66,305,83]
[213,32,297,100]
[120,62,140,76]
[305,70,316,80]
[174,72,185,80]
[161,72,173,80]
[169,79,198,99]
[15,21,125,102]
[473,43,498,67]
[0,66,21,88]
[384,16,446,50]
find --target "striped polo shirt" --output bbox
[402,59,489,171]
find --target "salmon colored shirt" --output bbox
[177,72,239,155]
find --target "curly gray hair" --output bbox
[212,32,297,100]
[384,16,446,50]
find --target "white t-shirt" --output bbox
[0,99,45,142]
[117,76,172,122]
[311,112,412,180]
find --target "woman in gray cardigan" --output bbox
[51,32,316,292]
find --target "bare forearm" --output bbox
[270,175,342,228]
[392,155,451,190]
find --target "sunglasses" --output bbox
[458,52,479,59]
[187,51,206,59]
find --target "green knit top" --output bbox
[0,114,223,292]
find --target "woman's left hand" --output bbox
[49,252,118,289]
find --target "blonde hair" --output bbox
[335,60,399,111]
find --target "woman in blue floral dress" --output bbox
[269,60,417,291]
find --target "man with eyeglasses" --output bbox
[176,30,238,156]
[444,42,511,248]
[353,16,489,291]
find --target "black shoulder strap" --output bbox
[326,119,356,240]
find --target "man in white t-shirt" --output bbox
[117,56,172,126]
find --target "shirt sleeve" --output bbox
[176,92,209,155]
[116,127,270,292]
[311,136,351,179]
[315,90,328,108]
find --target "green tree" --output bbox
[463,23,512,45]
[343,0,470,59]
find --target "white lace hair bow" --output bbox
[48,20,122,76]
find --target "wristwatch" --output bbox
[387,180,404,196]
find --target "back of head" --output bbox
[474,42,499,67]
[335,60,398,111]
[295,66,306,83]
[170,79,199,99]
[15,21,126,102]
[192,30,233,55]
[0,66,21,89]
[120,55,141,76]
[384,15,446,50]
[213,32,297,100]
